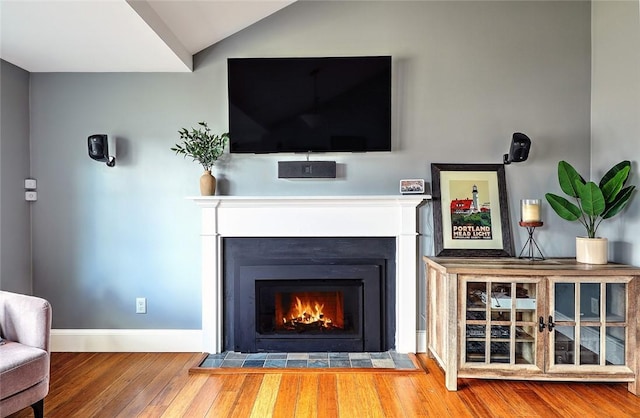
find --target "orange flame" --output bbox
[276,291,344,330]
[288,296,332,325]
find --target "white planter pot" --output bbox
[576,237,608,264]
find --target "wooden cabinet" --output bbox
[424,257,640,395]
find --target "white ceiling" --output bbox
[0,0,296,73]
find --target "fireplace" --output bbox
[225,238,394,352]
[190,195,428,353]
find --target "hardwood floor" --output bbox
[8,352,640,417]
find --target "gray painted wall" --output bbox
[28,1,592,329]
[591,0,640,266]
[0,60,32,294]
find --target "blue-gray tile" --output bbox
[200,358,223,368]
[349,353,370,360]
[371,359,396,368]
[350,359,373,368]
[308,359,329,368]
[309,352,328,359]
[264,359,287,368]
[286,360,308,368]
[266,353,288,360]
[247,353,268,360]
[226,352,248,360]
[287,353,309,360]
[389,351,406,360]
[221,359,244,368]
[370,352,392,360]
[329,360,351,368]
[243,360,265,368]
[328,352,349,360]
[207,353,227,360]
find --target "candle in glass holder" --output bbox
[521,199,541,222]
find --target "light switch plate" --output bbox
[136,297,147,314]
[25,178,37,189]
[25,191,38,201]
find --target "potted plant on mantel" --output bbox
[171,122,229,196]
[545,160,636,264]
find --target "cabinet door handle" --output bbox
[548,315,555,332]
[539,316,545,333]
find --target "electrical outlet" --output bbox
[136,297,147,314]
[25,191,37,201]
[25,178,37,189]
[591,297,598,315]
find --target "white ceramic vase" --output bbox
[575,237,608,264]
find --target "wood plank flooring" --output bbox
[8,352,640,417]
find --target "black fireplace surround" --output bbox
[223,237,396,353]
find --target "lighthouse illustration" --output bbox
[471,184,478,213]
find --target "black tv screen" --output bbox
[228,56,391,153]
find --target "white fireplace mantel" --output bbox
[190,195,430,353]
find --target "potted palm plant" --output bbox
[545,160,636,264]
[171,122,229,195]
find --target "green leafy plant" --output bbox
[545,160,635,238]
[171,122,229,171]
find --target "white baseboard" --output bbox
[416,330,427,353]
[51,329,203,352]
[51,329,425,353]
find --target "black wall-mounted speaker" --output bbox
[278,161,337,179]
[88,134,108,161]
[504,132,531,164]
[88,134,116,167]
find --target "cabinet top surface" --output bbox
[424,257,640,276]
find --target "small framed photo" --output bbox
[400,179,425,194]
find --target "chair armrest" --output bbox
[0,291,52,352]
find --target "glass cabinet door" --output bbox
[462,277,540,368]
[549,278,629,368]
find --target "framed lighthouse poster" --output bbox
[431,163,514,257]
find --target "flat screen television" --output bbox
[227,56,391,153]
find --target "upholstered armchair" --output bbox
[0,291,52,418]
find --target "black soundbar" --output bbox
[278,161,337,179]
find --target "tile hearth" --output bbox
[199,351,417,370]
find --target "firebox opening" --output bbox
[256,279,363,339]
